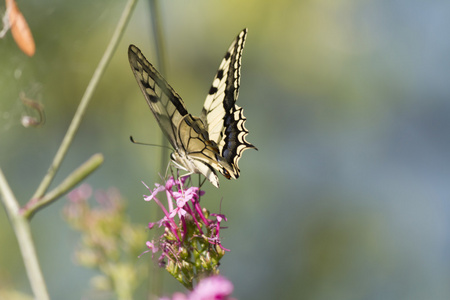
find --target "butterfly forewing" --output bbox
[128,45,188,150]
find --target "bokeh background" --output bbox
[2,0,450,299]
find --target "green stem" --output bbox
[31,0,138,201]
[23,153,104,220]
[148,0,169,177]
[147,0,167,298]
[0,168,50,300]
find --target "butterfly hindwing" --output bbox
[201,28,257,179]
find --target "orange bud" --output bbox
[6,0,35,56]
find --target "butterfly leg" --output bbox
[198,174,207,202]
[198,174,207,189]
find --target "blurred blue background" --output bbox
[1,0,450,299]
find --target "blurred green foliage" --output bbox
[1,0,450,299]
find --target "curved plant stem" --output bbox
[23,153,104,219]
[0,168,50,300]
[31,0,138,202]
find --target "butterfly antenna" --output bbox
[129,135,172,150]
[197,174,204,188]
[198,174,207,202]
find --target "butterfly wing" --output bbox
[201,28,257,179]
[129,29,256,187]
[128,44,188,150]
[128,44,222,187]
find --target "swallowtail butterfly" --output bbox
[128,29,256,188]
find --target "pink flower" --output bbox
[67,183,92,202]
[160,276,236,300]
[144,182,165,202]
[146,241,159,254]
[160,292,188,300]
[189,275,235,300]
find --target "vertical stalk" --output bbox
[0,168,49,300]
[147,1,167,298]
[148,0,169,174]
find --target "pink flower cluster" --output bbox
[143,176,228,259]
[142,176,229,289]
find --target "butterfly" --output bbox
[128,28,256,188]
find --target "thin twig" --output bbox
[31,0,138,202]
[23,153,104,219]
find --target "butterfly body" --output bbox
[128,29,256,188]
